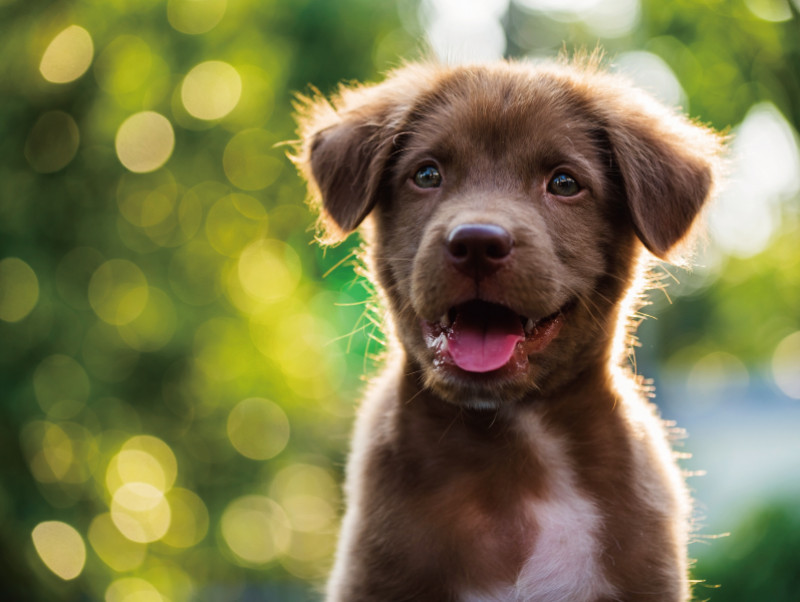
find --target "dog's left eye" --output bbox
[548,173,581,197]
[413,165,442,189]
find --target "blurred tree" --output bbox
[695,503,800,602]
[1,0,799,600]
[0,0,415,599]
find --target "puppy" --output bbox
[295,58,724,602]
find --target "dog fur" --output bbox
[294,58,724,601]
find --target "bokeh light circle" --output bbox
[181,61,242,120]
[205,193,267,257]
[117,169,178,229]
[222,128,282,190]
[115,112,175,173]
[0,257,39,322]
[39,25,94,84]
[117,286,177,352]
[105,577,164,602]
[221,495,290,566]
[162,488,209,548]
[237,239,301,303]
[21,420,98,484]
[227,397,290,460]
[269,463,339,532]
[31,521,86,580]
[111,482,172,543]
[167,0,227,34]
[106,435,178,495]
[88,259,149,325]
[88,513,147,572]
[24,111,80,173]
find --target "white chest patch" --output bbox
[462,416,617,602]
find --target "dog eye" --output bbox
[413,165,442,189]
[547,173,581,197]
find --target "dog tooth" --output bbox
[440,312,451,328]
[524,318,535,334]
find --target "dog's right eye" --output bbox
[547,173,581,197]
[413,165,442,189]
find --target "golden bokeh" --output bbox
[24,422,73,483]
[220,495,291,566]
[111,482,172,543]
[88,259,149,326]
[117,286,177,352]
[8,0,798,598]
[269,463,340,532]
[167,0,228,35]
[106,435,178,495]
[205,193,267,257]
[143,563,195,602]
[222,128,283,190]
[107,449,168,493]
[21,421,98,484]
[161,488,209,548]
[88,513,147,572]
[226,397,290,460]
[105,577,164,602]
[115,112,175,173]
[281,530,337,580]
[0,257,39,322]
[31,521,86,580]
[39,25,94,84]
[117,170,178,229]
[237,238,301,304]
[181,61,242,121]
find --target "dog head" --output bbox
[295,59,724,406]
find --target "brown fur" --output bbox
[294,58,724,602]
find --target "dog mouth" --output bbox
[421,300,565,374]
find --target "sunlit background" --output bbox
[1,0,799,600]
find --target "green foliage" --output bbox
[1,0,799,599]
[695,503,800,602]
[0,0,413,599]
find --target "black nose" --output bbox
[446,223,513,279]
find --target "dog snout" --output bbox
[445,223,513,279]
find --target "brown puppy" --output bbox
[295,58,724,602]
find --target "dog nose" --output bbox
[446,223,513,278]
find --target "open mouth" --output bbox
[422,299,565,374]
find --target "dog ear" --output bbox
[294,71,427,243]
[599,88,725,260]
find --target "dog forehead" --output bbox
[403,69,600,166]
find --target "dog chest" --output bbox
[460,415,617,602]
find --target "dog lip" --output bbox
[422,299,569,375]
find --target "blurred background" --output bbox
[1,0,799,600]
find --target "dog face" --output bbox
[296,61,722,406]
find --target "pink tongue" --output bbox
[448,304,524,373]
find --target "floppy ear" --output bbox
[600,88,725,259]
[294,69,429,243]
